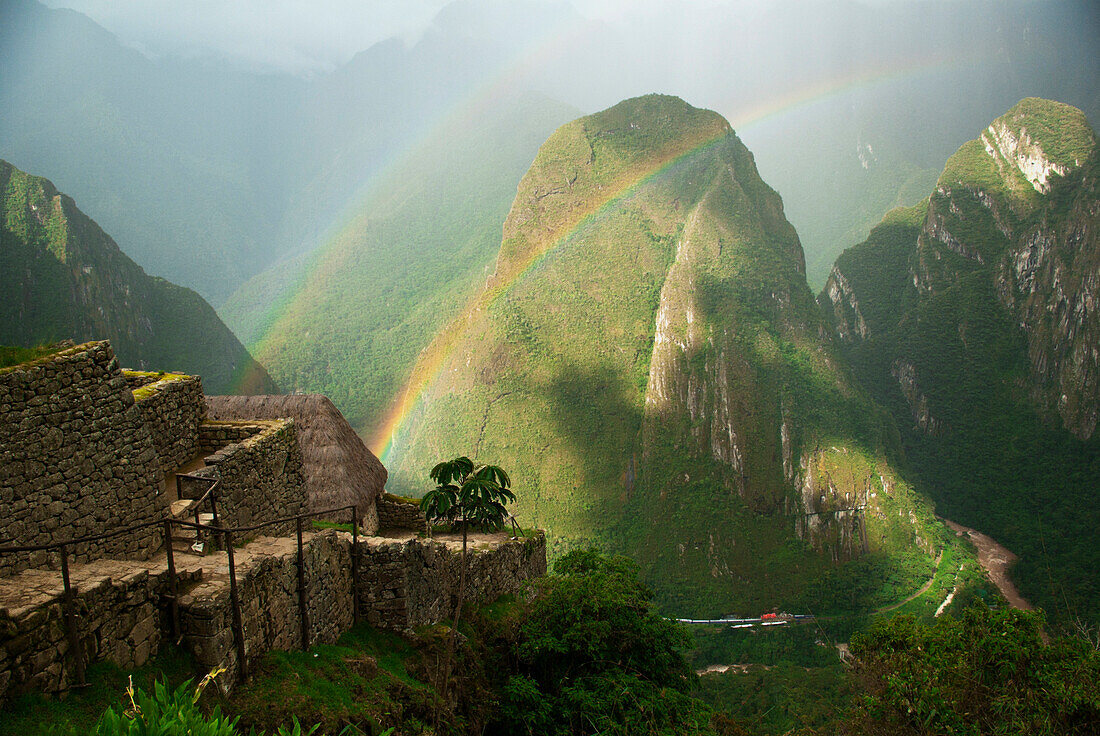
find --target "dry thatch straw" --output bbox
[205,394,386,517]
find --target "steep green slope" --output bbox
[820,98,1100,625]
[222,93,578,433]
[0,160,277,394]
[388,95,945,616]
[0,0,303,303]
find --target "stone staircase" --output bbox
[167,498,217,555]
[166,458,219,556]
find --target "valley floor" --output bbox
[940,517,1034,611]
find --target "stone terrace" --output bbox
[0,340,546,700]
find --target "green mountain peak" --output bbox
[820,97,1100,625]
[938,98,1096,209]
[388,96,940,616]
[492,94,737,287]
[0,159,277,394]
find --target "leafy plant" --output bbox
[93,670,384,736]
[95,673,238,736]
[421,456,515,535]
[845,604,1100,735]
[420,456,515,707]
[490,550,714,736]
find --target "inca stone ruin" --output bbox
[0,340,546,700]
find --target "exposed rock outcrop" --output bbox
[824,98,1099,440]
[389,95,941,614]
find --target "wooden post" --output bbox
[210,483,222,550]
[224,530,248,681]
[163,521,181,644]
[351,506,360,625]
[296,517,311,650]
[58,545,87,687]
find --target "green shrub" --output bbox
[94,672,380,736]
[846,604,1100,735]
[95,675,239,736]
[490,549,714,736]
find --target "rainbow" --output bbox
[372,54,972,463]
[722,50,967,136]
[230,22,972,464]
[233,14,597,396]
[370,127,733,461]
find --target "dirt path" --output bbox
[696,663,761,676]
[873,550,943,615]
[941,518,1034,610]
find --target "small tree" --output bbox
[420,456,515,702]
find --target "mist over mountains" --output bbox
[3,0,1097,306]
[3,2,1100,731]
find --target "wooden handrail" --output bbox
[0,505,361,555]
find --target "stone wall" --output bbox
[123,371,161,390]
[358,533,547,630]
[180,530,353,684]
[0,531,547,700]
[132,373,206,474]
[0,560,201,700]
[194,421,306,536]
[197,421,265,456]
[377,494,428,532]
[180,531,546,683]
[0,341,165,577]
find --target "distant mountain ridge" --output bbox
[820,97,1100,624]
[221,91,580,431]
[386,95,944,616]
[0,159,277,394]
[3,0,1097,303]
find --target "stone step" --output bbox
[170,498,197,518]
[172,538,210,555]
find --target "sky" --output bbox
[42,0,771,75]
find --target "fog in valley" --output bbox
[10,0,1098,302]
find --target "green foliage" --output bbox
[938,139,1031,205]
[227,625,431,735]
[95,677,240,736]
[798,551,934,615]
[999,98,1098,168]
[846,605,1100,735]
[0,647,194,736]
[421,456,515,531]
[0,343,64,369]
[697,663,847,735]
[490,550,714,736]
[94,676,387,736]
[689,624,839,670]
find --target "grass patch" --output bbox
[228,623,439,735]
[312,519,354,533]
[382,492,421,506]
[0,343,65,369]
[131,371,193,401]
[0,645,195,736]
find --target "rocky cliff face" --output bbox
[0,160,277,394]
[818,98,1100,623]
[388,95,939,615]
[997,154,1100,439]
[822,266,870,344]
[823,98,1098,439]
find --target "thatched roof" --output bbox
[205,394,386,515]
